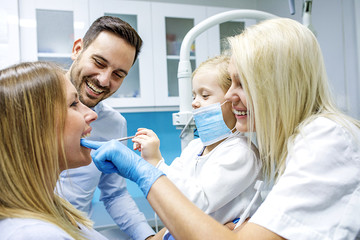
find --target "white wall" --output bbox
[0,0,20,69]
[256,0,360,119]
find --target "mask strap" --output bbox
[222,100,237,134]
[179,115,194,138]
[220,100,228,106]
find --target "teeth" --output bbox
[233,109,247,116]
[86,81,104,94]
[82,133,91,138]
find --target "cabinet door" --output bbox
[19,0,89,69]
[89,0,155,109]
[206,7,257,57]
[151,2,208,107]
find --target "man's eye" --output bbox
[114,72,125,79]
[94,59,105,67]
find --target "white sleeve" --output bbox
[250,118,360,240]
[159,138,261,214]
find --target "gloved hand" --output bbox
[81,139,165,197]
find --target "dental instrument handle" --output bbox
[116,136,135,142]
[289,0,296,15]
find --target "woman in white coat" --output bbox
[84,18,360,240]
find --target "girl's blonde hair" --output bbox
[192,55,231,93]
[229,18,360,182]
[0,62,92,239]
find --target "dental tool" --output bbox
[288,0,316,34]
[116,136,135,142]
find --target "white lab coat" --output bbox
[157,131,262,224]
[250,117,360,240]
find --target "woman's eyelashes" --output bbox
[70,101,79,108]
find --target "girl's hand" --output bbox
[133,128,163,166]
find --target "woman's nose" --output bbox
[225,88,238,103]
[82,104,97,124]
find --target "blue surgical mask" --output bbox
[193,102,233,146]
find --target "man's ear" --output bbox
[71,38,83,60]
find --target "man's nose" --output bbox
[97,70,112,87]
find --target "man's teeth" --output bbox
[233,109,247,116]
[86,81,104,94]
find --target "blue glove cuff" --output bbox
[132,159,165,197]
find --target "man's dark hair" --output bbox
[83,16,143,64]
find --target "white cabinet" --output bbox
[89,0,155,108]
[19,0,89,68]
[151,2,209,107]
[205,7,257,58]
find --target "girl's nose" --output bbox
[192,98,200,109]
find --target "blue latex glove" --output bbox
[81,139,165,197]
[164,232,176,240]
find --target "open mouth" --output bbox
[81,127,92,139]
[81,132,91,138]
[86,81,104,95]
[232,109,247,116]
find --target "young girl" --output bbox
[0,62,103,239]
[132,55,262,226]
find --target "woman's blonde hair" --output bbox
[229,18,360,182]
[192,55,231,93]
[0,62,92,239]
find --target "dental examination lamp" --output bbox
[173,10,278,150]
